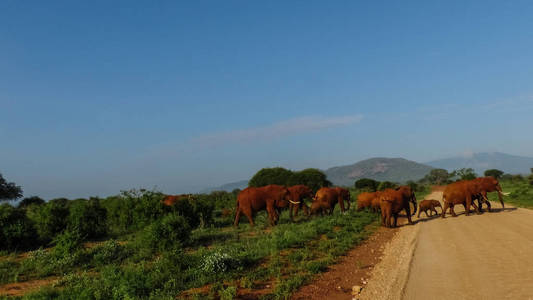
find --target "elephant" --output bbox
[287,185,313,221]
[379,186,417,228]
[357,191,382,212]
[470,176,506,212]
[234,184,290,227]
[162,194,192,206]
[441,180,481,218]
[417,199,442,218]
[310,187,350,215]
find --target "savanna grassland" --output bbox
[0,187,399,300]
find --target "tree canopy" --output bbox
[0,173,23,202]
[354,178,379,191]
[420,168,451,185]
[484,169,504,179]
[248,167,330,192]
[452,168,478,181]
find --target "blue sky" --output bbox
[2,1,533,199]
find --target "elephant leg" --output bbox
[302,203,310,216]
[450,205,458,217]
[406,206,413,224]
[266,205,276,226]
[294,204,299,217]
[482,193,492,212]
[242,208,254,227]
[425,210,429,217]
[441,202,449,218]
[417,208,421,218]
[393,214,398,227]
[234,208,242,227]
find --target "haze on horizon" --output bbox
[2,1,533,199]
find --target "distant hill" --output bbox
[426,152,533,175]
[324,157,434,186]
[200,179,248,193]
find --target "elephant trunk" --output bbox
[497,188,505,209]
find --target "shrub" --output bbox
[201,250,241,274]
[191,195,215,227]
[170,196,200,228]
[52,230,84,258]
[103,189,165,235]
[219,285,237,300]
[0,204,38,251]
[142,214,191,251]
[67,198,107,240]
[90,239,128,266]
[28,200,69,242]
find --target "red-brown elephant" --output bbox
[417,199,442,218]
[441,180,481,218]
[357,191,382,212]
[470,176,505,212]
[379,186,417,228]
[234,185,290,227]
[162,194,192,206]
[287,185,313,221]
[310,187,350,215]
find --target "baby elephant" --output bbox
[417,200,442,218]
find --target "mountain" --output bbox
[426,152,533,175]
[200,180,248,193]
[324,158,434,186]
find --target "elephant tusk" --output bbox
[501,192,510,196]
[289,200,301,204]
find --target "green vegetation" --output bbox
[249,167,331,192]
[354,178,379,191]
[0,173,23,202]
[488,174,533,208]
[484,169,504,179]
[0,185,384,299]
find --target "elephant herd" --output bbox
[233,185,351,226]
[356,185,417,228]
[356,176,506,228]
[165,176,506,229]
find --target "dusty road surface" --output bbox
[362,191,533,300]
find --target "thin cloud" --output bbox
[191,114,363,147]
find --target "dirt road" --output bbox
[362,191,533,300]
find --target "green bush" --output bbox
[17,196,45,208]
[90,239,128,266]
[103,189,165,235]
[170,197,200,229]
[28,200,69,242]
[52,230,84,258]
[142,214,191,251]
[192,195,215,227]
[67,198,107,240]
[0,204,38,251]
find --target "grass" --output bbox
[487,180,533,208]
[1,202,380,300]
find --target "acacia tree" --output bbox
[420,169,450,185]
[451,168,477,181]
[484,169,504,179]
[0,173,23,202]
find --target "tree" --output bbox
[420,169,450,185]
[18,196,45,208]
[451,168,478,181]
[484,169,504,179]
[287,168,331,192]
[248,167,294,187]
[0,173,23,202]
[378,181,398,191]
[354,178,379,191]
